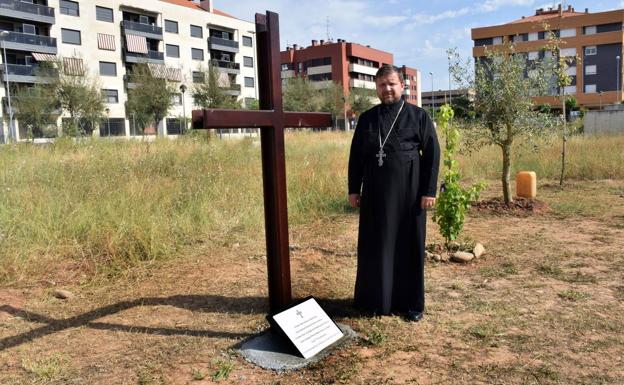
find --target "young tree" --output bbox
[191,64,241,109]
[12,84,58,140]
[449,46,558,204]
[126,63,176,134]
[51,58,104,136]
[542,25,579,186]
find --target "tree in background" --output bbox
[282,77,320,112]
[348,87,376,117]
[449,46,558,204]
[191,64,241,109]
[449,94,476,120]
[50,58,104,136]
[126,64,175,134]
[11,84,58,140]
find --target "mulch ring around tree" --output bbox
[470,197,550,216]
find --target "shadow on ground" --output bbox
[0,295,359,351]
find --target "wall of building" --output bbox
[584,109,624,135]
[0,0,258,141]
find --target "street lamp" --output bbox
[0,30,14,143]
[179,84,186,134]
[447,54,452,106]
[617,55,621,103]
[105,107,110,137]
[429,72,434,120]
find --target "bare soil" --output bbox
[1,180,623,385]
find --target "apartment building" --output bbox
[471,5,624,109]
[0,0,258,142]
[421,88,474,112]
[280,39,422,108]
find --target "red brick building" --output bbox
[280,39,421,106]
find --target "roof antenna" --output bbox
[326,16,331,42]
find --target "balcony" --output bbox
[220,83,241,96]
[349,78,375,90]
[0,0,54,24]
[124,49,164,64]
[281,69,295,78]
[0,31,56,54]
[208,36,239,53]
[1,63,57,83]
[307,64,332,76]
[349,63,377,76]
[121,20,162,40]
[210,59,240,74]
[3,96,61,115]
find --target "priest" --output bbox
[348,64,440,322]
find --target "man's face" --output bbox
[376,72,405,104]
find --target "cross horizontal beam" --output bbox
[192,109,332,129]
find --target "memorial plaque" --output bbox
[271,297,344,359]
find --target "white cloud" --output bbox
[478,0,536,12]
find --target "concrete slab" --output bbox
[237,323,357,371]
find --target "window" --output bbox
[190,25,203,38]
[166,118,183,135]
[60,0,79,16]
[61,28,81,45]
[100,118,125,137]
[584,26,597,35]
[585,84,596,93]
[164,20,178,33]
[102,89,119,103]
[560,28,576,38]
[22,24,35,34]
[585,65,597,75]
[563,85,576,95]
[528,32,538,41]
[528,51,539,60]
[559,47,576,57]
[242,36,253,47]
[585,46,597,56]
[96,6,113,22]
[492,36,503,45]
[192,71,205,83]
[243,56,253,67]
[244,77,254,88]
[99,61,117,76]
[566,66,576,76]
[191,48,204,61]
[171,93,182,105]
[166,44,179,58]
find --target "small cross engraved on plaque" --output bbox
[376,148,386,167]
[296,310,303,318]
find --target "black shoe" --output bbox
[405,311,423,322]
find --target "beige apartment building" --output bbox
[0,0,258,142]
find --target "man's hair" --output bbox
[375,64,404,83]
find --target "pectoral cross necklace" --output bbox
[377,101,405,167]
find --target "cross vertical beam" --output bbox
[255,12,291,313]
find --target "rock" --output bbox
[433,254,442,262]
[53,289,73,299]
[448,291,461,298]
[473,243,486,258]
[448,241,460,251]
[451,251,475,263]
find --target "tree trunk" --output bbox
[559,95,567,186]
[501,143,512,204]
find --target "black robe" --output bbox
[348,100,440,315]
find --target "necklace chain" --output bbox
[377,101,405,167]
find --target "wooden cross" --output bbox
[192,11,332,314]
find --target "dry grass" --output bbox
[1,132,624,384]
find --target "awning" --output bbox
[63,57,84,76]
[97,33,116,51]
[125,34,148,54]
[32,53,57,62]
[166,68,182,82]
[147,63,166,78]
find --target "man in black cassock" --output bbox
[348,64,440,322]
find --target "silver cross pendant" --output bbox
[376,148,386,167]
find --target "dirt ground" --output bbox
[1,180,623,385]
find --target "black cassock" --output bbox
[348,100,440,315]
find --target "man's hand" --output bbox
[421,196,436,210]
[348,194,361,208]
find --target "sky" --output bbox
[215,0,623,91]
